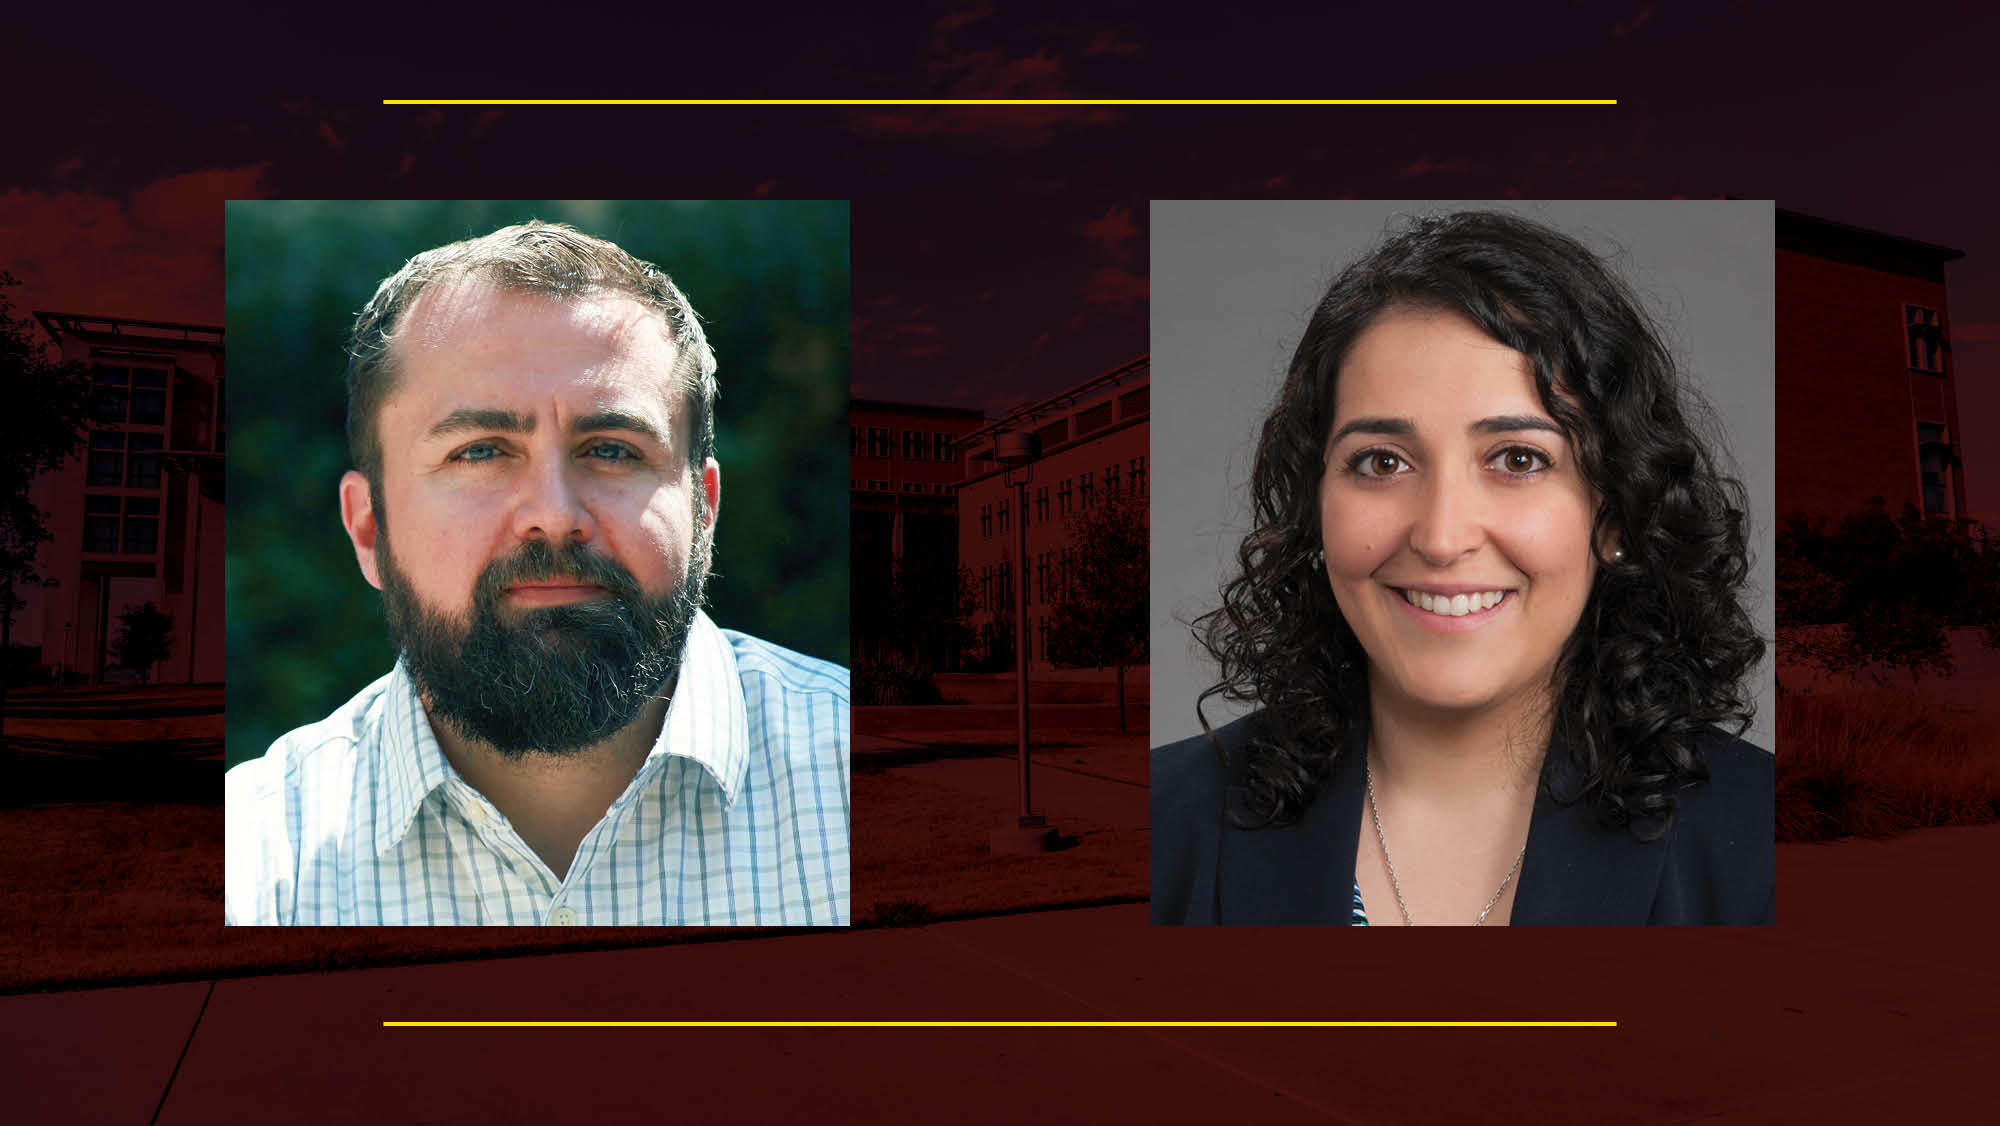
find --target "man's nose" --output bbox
[511,456,596,544]
[1408,470,1485,566]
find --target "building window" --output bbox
[1036,485,1049,522]
[1059,547,1074,602]
[981,565,993,612]
[867,427,892,458]
[87,432,125,487]
[903,429,927,460]
[91,364,169,426]
[1076,402,1113,436]
[1034,419,1069,449]
[980,503,993,538]
[1918,422,1951,513]
[1105,463,1120,497]
[84,497,120,552]
[996,561,1011,615]
[1906,305,1945,373]
[1038,617,1049,661]
[1058,478,1072,515]
[1080,471,1096,508]
[998,498,1010,534]
[127,433,163,488]
[1130,455,1147,497]
[850,426,864,456]
[932,432,956,463]
[86,431,164,488]
[902,482,925,493]
[84,494,159,555]
[1035,553,1050,605]
[1119,386,1149,419]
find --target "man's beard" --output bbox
[377,527,708,759]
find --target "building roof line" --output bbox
[963,354,1149,445]
[34,311,226,346]
[1776,209,1965,262]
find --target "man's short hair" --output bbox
[345,220,719,483]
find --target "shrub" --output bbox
[854,656,945,707]
[1778,691,2000,841]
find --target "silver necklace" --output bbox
[1365,762,1527,927]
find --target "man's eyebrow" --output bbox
[570,409,667,444]
[427,407,534,440]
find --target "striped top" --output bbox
[1352,880,1369,926]
[225,611,849,926]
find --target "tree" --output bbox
[111,603,175,683]
[1775,505,2000,689]
[1045,487,1149,731]
[0,274,94,748]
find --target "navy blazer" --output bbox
[1151,713,1774,925]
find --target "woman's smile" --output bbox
[1387,584,1516,630]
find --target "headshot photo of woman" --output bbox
[1150,201,1774,926]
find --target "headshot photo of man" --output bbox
[224,203,849,926]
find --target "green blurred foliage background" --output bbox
[224,200,849,768]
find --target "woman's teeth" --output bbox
[1403,589,1506,617]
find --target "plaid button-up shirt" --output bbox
[225,612,848,926]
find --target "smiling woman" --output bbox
[1151,206,1773,926]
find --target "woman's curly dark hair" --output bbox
[1195,210,1765,840]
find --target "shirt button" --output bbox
[550,907,577,926]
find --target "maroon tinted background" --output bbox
[6,1,2000,1119]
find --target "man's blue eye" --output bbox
[456,443,499,462]
[588,443,636,461]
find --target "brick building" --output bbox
[1777,210,1967,520]
[957,357,1148,673]
[850,399,987,667]
[28,312,225,683]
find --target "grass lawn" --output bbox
[1778,689,2000,841]
[851,736,1149,925]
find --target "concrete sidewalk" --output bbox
[10,824,2000,1122]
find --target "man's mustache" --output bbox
[472,540,644,606]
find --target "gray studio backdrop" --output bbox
[1149,199,1776,752]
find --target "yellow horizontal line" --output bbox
[383,98,1616,107]
[385,1020,1617,1028]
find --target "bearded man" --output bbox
[225,221,849,926]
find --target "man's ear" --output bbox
[700,457,721,533]
[339,470,384,591]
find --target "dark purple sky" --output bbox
[6,0,1998,517]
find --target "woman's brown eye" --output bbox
[1508,451,1532,471]
[1374,453,1399,474]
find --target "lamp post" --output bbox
[988,429,1056,854]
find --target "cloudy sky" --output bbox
[5,0,1997,519]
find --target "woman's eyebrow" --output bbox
[1328,416,1414,444]
[1470,414,1562,436]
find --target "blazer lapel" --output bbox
[1510,783,1668,925]
[1217,742,1367,924]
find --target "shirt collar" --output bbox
[644,609,751,808]
[370,609,750,857]
[372,658,459,858]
